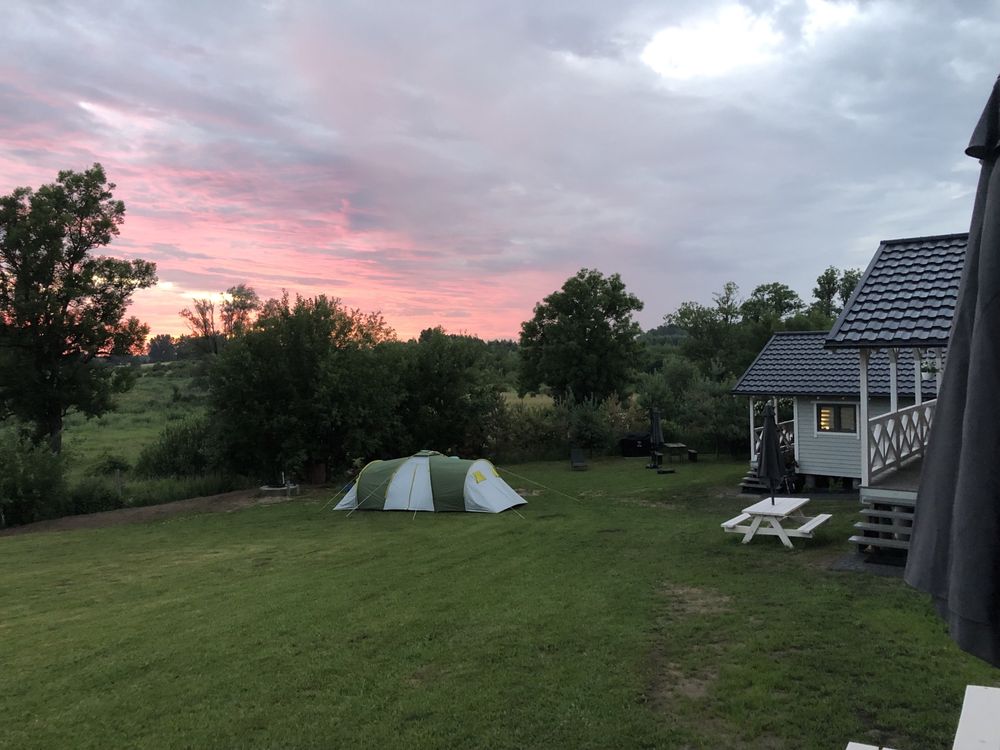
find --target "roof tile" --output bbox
[826,233,967,348]
[732,331,938,398]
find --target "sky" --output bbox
[1,1,998,340]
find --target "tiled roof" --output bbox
[825,233,967,348]
[732,331,937,398]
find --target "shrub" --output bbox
[0,425,66,527]
[134,416,218,478]
[491,401,570,463]
[89,453,132,476]
[67,477,125,515]
[568,398,614,451]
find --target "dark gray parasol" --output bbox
[648,408,664,469]
[756,402,783,505]
[904,75,1000,667]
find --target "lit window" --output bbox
[817,403,857,433]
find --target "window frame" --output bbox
[815,402,858,435]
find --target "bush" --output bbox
[134,416,218,478]
[67,477,125,515]
[568,398,614,451]
[89,453,131,476]
[491,401,569,463]
[0,425,66,527]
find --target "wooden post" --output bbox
[913,348,923,405]
[749,398,756,463]
[860,349,870,487]
[888,348,899,413]
[936,350,945,386]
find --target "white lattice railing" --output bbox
[753,419,795,459]
[868,399,936,482]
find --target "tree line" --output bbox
[0,165,861,525]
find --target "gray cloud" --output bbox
[1,0,998,335]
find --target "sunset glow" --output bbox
[1,2,995,342]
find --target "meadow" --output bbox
[2,455,997,749]
[61,361,208,480]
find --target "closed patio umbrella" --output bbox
[756,403,783,505]
[904,75,1000,667]
[648,408,664,469]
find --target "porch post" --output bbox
[860,348,870,487]
[749,398,756,463]
[913,348,923,405]
[792,398,800,464]
[935,350,945,385]
[888,348,899,413]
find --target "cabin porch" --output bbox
[854,395,936,560]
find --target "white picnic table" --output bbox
[721,496,831,548]
[845,684,1000,750]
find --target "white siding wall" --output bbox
[794,397,894,479]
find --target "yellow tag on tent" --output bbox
[473,470,487,483]
[490,465,500,477]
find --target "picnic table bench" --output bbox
[722,497,831,548]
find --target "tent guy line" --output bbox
[493,467,582,503]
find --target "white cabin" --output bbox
[733,332,933,489]
[735,233,968,558]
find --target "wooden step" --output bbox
[860,509,913,521]
[849,535,910,550]
[854,521,912,536]
[862,496,915,508]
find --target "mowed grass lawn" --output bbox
[2,458,996,749]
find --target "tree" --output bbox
[811,266,840,320]
[209,294,398,481]
[396,328,507,455]
[666,282,751,377]
[179,298,222,355]
[220,283,260,337]
[740,282,804,324]
[713,281,742,326]
[811,266,863,321]
[0,164,156,452]
[519,268,643,402]
[147,333,177,363]
[838,268,862,306]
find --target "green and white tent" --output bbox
[334,451,526,513]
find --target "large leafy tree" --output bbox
[0,164,156,452]
[395,328,507,455]
[209,294,397,481]
[519,268,643,402]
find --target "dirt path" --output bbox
[0,489,310,537]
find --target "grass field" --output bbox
[2,458,996,749]
[62,361,207,480]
